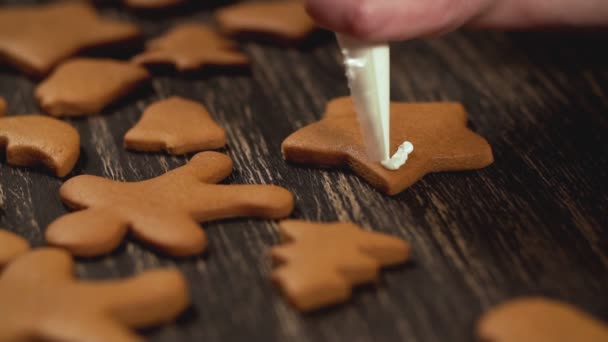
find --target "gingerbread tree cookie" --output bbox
[132,24,249,72]
[0,2,140,76]
[47,152,294,257]
[271,220,410,311]
[282,97,494,195]
[477,297,608,342]
[0,248,189,342]
[124,97,226,155]
[0,114,80,177]
[0,230,30,269]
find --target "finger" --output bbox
[304,0,358,32]
[470,0,608,29]
[306,0,491,41]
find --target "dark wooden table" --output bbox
[1,1,607,341]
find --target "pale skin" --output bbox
[304,0,608,41]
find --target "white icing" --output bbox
[381,141,414,171]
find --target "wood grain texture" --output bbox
[0,1,607,341]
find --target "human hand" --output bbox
[304,0,608,41]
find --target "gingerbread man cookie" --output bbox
[47,152,294,257]
[0,114,80,177]
[477,297,608,342]
[0,2,140,76]
[124,97,226,155]
[35,58,150,117]
[271,220,410,311]
[282,97,494,195]
[132,23,248,72]
[0,248,189,342]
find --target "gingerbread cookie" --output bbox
[0,2,140,76]
[0,230,30,269]
[282,97,494,195]
[47,152,294,257]
[477,297,608,342]
[0,115,80,177]
[35,58,149,117]
[124,0,183,10]
[271,220,410,311]
[0,248,189,342]
[132,23,249,72]
[125,97,226,155]
[215,1,316,42]
[0,97,6,116]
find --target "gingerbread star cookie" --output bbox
[125,97,226,155]
[0,2,140,76]
[215,1,316,42]
[46,152,294,257]
[0,230,30,269]
[0,248,189,342]
[477,297,608,342]
[35,58,150,117]
[0,114,80,177]
[132,23,249,72]
[282,97,494,195]
[271,220,410,311]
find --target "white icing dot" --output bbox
[381,141,414,171]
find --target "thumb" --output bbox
[305,0,491,41]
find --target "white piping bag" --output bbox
[336,34,390,162]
